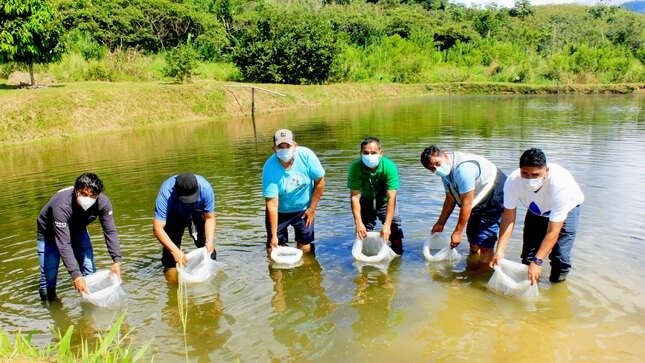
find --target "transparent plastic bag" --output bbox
[178,247,221,284]
[270,246,304,269]
[423,233,461,263]
[487,259,540,300]
[352,232,397,263]
[81,269,126,307]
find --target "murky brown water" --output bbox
[0,94,643,361]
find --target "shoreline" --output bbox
[0,81,643,145]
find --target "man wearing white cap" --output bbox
[262,129,326,253]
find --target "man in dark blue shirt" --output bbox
[153,173,217,283]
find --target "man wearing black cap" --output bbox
[153,173,217,282]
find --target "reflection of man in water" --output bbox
[161,280,233,360]
[268,254,334,360]
[351,260,400,339]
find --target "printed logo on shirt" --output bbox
[108,210,113,215]
[282,173,307,194]
[54,221,67,228]
[528,202,550,216]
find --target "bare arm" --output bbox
[266,197,279,249]
[528,220,564,284]
[303,177,325,227]
[350,190,367,239]
[203,211,216,253]
[450,190,474,248]
[490,208,516,267]
[381,190,397,242]
[432,192,457,233]
[153,218,186,266]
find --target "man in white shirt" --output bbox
[491,148,584,284]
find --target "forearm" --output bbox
[153,219,181,254]
[266,199,279,238]
[496,209,516,254]
[454,194,474,234]
[436,194,456,226]
[204,213,216,246]
[384,191,397,226]
[350,193,362,225]
[536,222,563,259]
[309,177,325,210]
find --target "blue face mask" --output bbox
[276,147,294,162]
[361,154,380,169]
[434,163,451,178]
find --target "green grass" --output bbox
[0,312,151,362]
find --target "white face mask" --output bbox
[522,177,545,192]
[276,147,295,162]
[361,154,380,169]
[77,196,97,210]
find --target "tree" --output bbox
[231,4,339,84]
[0,0,65,86]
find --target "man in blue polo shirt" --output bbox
[153,173,217,282]
[262,129,325,254]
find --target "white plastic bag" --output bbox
[487,259,540,300]
[81,269,126,307]
[178,247,221,284]
[423,233,461,263]
[352,232,398,263]
[270,246,304,269]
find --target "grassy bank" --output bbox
[1,81,643,144]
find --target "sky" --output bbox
[451,0,631,8]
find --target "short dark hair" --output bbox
[360,137,381,151]
[420,145,442,169]
[519,148,547,168]
[74,172,104,195]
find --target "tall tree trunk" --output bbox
[29,63,36,86]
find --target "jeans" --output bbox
[38,229,95,299]
[521,205,581,281]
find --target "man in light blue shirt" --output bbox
[153,173,217,282]
[421,145,506,267]
[262,129,325,253]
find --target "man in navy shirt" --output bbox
[37,172,122,301]
[153,173,217,283]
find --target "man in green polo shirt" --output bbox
[347,137,404,254]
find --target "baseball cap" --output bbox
[273,129,295,146]
[175,173,199,203]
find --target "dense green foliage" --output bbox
[2,0,643,85]
[163,43,199,82]
[0,0,65,85]
[231,3,339,84]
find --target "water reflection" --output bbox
[0,94,643,361]
[351,260,401,340]
[268,253,334,361]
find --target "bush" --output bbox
[163,44,199,83]
[231,4,339,84]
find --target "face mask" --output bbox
[77,196,97,210]
[522,177,545,192]
[276,147,294,163]
[361,154,380,169]
[434,162,451,178]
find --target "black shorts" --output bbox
[265,209,315,247]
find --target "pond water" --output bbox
[0,94,643,361]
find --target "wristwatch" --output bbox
[531,256,543,266]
